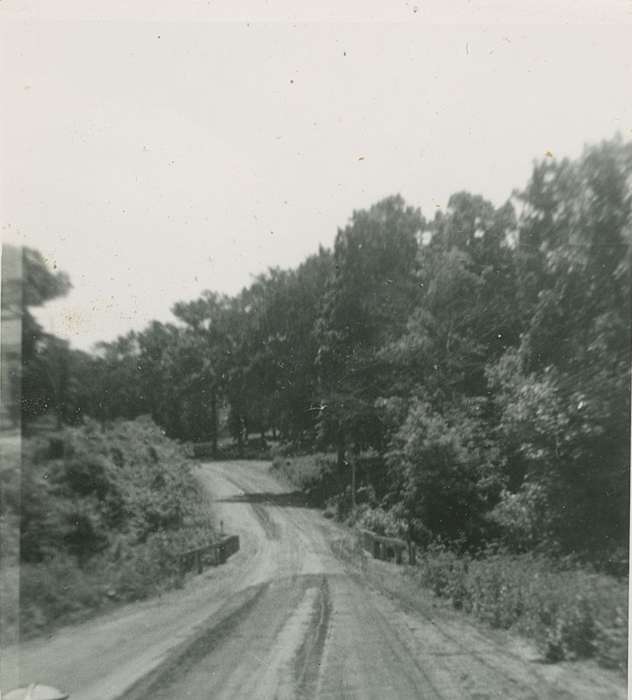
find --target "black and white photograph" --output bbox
[1,1,630,698]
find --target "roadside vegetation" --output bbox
[413,545,627,672]
[271,452,338,507]
[4,136,629,663]
[272,451,628,673]
[1,418,215,637]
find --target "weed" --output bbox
[414,544,627,672]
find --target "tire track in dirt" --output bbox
[353,580,444,699]
[294,576,332,698]
[371,576,551,699]
[327,534,549,698]
[315,573,444,699]
[338,554,544,699]
[118,582,270,700]
[334,542,611,699]
[365,586,529,700]
[84,461,624,700]
[124,575,332,700]
[250,502,281,540]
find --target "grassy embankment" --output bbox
[271,452,628,674]
[0,417,216,638]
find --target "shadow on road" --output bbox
[215,491,311,508]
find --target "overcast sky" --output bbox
[2,1,631,351]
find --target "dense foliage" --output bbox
[1,417,215,634]
[18,136,631,565]
[413,545,628,672]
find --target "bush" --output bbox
[10,417,216,637]
[19,555,102,633]
[101,532,184,600]
[414,544,628,672]
[270,452,338,506]
[190,436,274,461]
[270,451,387,514]
[594,604,628,671]
[356,505,406,539]
[418,542,470,603]
[324,490,353,521]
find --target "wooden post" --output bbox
[350,446,359,513]
[336,428,346,492]
[407,521,416,566]
[409,541,416,566]
[351,455,356,511]
[210,387,218,458]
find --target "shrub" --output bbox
[20,555,102,633]
[594,604,628,672]
[356,505,406,539]
[190,437,273,460]
[418,542,470,603]
[413,545,628,672]
[12,417,216,637]
[324,490,353,521]
[270,453,338,506]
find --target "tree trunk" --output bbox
[336,425,346,491]
[351,453,357,511]
[242,417,249,455]
[210,387,218,458]
[407,521,416,565]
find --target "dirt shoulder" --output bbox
[5,460,627,700]
[329,529,627,700]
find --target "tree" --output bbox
[315,195,424,486]
[19,246,72,426]
[375,193,517,534]
[231,249,333,444]
[387,398,504,545]
[489,138,631,557]
[172,292,237,450]
[92,333,148,422]
[136,321,182,436]
[391,192,519,404]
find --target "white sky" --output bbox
[1,1,631,351]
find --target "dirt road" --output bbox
[11,461,626,699]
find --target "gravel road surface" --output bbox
[11,460,626,699]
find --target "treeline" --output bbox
[20,137,631,563]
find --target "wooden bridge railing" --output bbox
[358,528,415,565]
[179,534,240,575]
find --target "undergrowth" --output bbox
[414,543,627,673]
[270,451,339,507]
[1,417,216,638]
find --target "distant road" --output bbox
[14,461,626,699]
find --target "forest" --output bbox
[19,136,630,566]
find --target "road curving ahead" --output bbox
[12,460,627,700]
